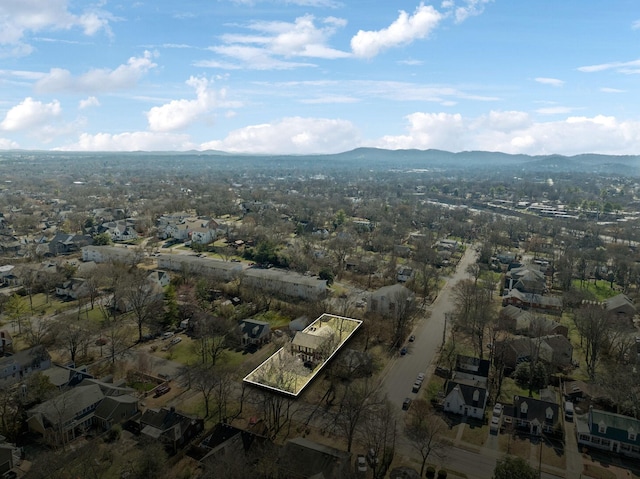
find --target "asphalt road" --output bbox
[381,244,478,409]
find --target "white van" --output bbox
[565,401,574,421]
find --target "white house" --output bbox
[82,245,137,264]
[0,346,52,388]
[161,216,218,244]
[443,382,487,420]
[147,270,171,288]
[55,278,89,300]
[100,220,138,242]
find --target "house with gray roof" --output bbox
[443,381,488,420]
[135,407,204,453]
[508,395,561,437]
[576,407,640,458]
[27,383,105,445]
[0,346,51,388]
[48,233,93,256]
[279,437,352,479]
[239,319,271,347]
[506,265,547,294]
[367,284,415,317]
[55,277,89,300]
[93,395,139,430]
[99,220,138,242]
[498,305,568,337]
[40,363,93,390]
[605,294,636,321]
[494,335,572,371]
[442,355,490,419]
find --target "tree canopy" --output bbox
[493,455,538,479]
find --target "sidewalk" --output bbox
[449,424,570,479]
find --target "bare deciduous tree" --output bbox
[574,304,609,380]
[332,378,383,452]
[405,399,446,477]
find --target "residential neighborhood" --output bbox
[1,150,640,479]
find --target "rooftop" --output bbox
[243,313,362,397]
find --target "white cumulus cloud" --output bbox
[535,77,564,87]
[0,97,61,131]
[351,3,442,58]
[79,96,100,109]
[201,117,360,154]
[147,76,220,132]
[35,51,157,93]
[204,14,349,70]
[0,0,112,57]
[0,138,19,149]
[59,131,195,151]
[483,110,531,132]
[376,112,465,150]
[452,0,493,23]
[372,110,640,156]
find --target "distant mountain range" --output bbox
[2,148,639,176]
[326,148,640,175]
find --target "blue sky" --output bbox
[1,0,640,155]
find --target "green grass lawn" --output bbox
[26,292,74,316]
[425,375,446,401]
[253,310,291,329]
[497,377,539,404]
[571,279,618,301]
[161,336,252,373]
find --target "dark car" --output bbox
[402,398,412,410]
[153,385,171,398]
[409,334,415,342]
[400,347,407,356]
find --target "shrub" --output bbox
[437,470,447,479]
[105,424,121,443]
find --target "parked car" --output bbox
[416,372,425,382]
[409,334,416,342]
[161,331,174,340]
[400,347,407,356]
[153,384,171,398]
[356,454,367,473]
[565,401,574,421]
[412,381,422,393]
[170,336,182,345]
[492,403,503,417]
[490,415,500,434]
[402,398,412,410]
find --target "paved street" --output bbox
[380,244,478,409]
[375,244,590,479]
